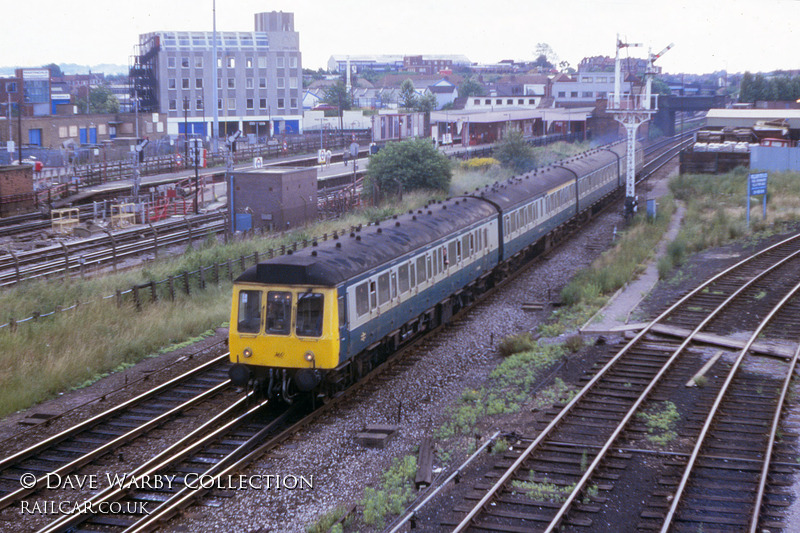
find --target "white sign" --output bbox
[317,149,326,164]
[253,157,264,168]
[6,140,14,153]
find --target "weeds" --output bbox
[361,455,417,528]
[637,401,680,446]
[305,506,352,533]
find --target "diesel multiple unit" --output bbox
[228,141,642,401]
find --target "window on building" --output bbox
[168,79,176,89]
[558,91,565,97]
[289,56,297,68]
[581,77,592,83]
[168,57,176,69]
[246,78,254,89]
[58,126,68,138]
[195,56,203,68]
[485,99,491,104]
[228,78,235,89]
[277,56,285,68]
[290,98,297,108]
[277,78,285,89]
[277,98,285,109]
[473,99,480,105]
[582,91,593,98]
[217,78,222,89]
[5,82,17,93]
[259,78,267,88]
[181,57,189,68]
[570,91,578,98]
[226,57,235,68]
[259,98,267,109]
[217,58,222,68]
[196,78,203,89]
[182,78,190,89]
[290,78,298,89]
[529,98,535,104]
[227,98,236,110]
[169,99,177,111]
[246,57,253,68]
[496,99,502,105]
[518,99,524,104]
[598,91,607,98]
[258,56,267,68]
[507,99,513,104]
[217,99,222,110]
[246,98,254,109]
[196,98,203,110]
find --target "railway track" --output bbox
[0,351,238,513]
[447,232,800,532]
[0,212,225,287]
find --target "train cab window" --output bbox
[237,290,262,334]
[296,292,324,337]
[416,256,426,284]
[265,291,292,335]
[355,282,369,316]
[378,273,390,305]
[399,264,410,293]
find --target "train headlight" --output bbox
[243,347,253,358]
[304,351,315,362]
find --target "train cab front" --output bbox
[228,283,340,401]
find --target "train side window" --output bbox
[484,228,489,248]
[355,282,369,317]
[265,291,292,335]
[390,271,397,299]
[469,233,475,255]
[369,281,377,310]
[416,256,426,283]
[409,262,416,287]
[378,273,390,305]
[462,235,470,257]
[399,264,410,293]
[476,229,482,251]
[427,254,433,279]
[237,290,262,334]
[296,293,324,337]
[448,241,457,266]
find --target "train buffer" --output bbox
[355,423,399,448]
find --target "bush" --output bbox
[498,332,538,356]
[494,130,535,173]
[365,137,452,194]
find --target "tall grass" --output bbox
[0,285,230,416]
[561,199,675,308]
[669,168,800,268]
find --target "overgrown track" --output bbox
[0,349,235,512]
[448,232,800,532]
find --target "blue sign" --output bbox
[747,172,768,226]
[749,172,768,196]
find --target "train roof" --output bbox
[237,197,498,287]
[470,144,623,210]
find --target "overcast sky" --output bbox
[2,0,797,75]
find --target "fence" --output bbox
[0,224,361,333]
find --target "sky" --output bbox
[1,0,797,75]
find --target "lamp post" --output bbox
[183,97,189,166]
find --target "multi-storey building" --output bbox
[131,11,302,139]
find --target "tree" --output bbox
[322,81,352,111]
[534,43,558,66]
[77,85,120,114]
[494,130,535,174]
[399,79,417,109]
[458,75,485,97]
[651,78,671,96]
[43,63,63,78]
[414,92,438,113]
[365,137,452,195]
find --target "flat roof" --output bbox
[706,108,800,129]
[430,107,593,124]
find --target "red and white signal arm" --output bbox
[253,156,264,168]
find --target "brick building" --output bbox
[0,165,34,216]
[229,167,316,232]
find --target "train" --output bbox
[228,140,643,401]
